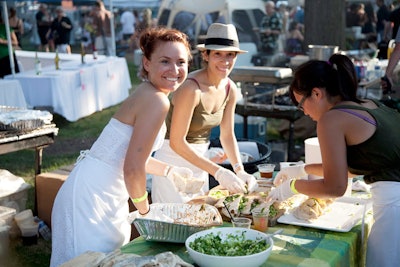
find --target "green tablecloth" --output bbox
[121,215,372,267]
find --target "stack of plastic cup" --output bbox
[14,209,38,245]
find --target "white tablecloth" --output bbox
[0,79,27,108]
[5,57,131,122]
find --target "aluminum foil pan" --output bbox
[129,203,223,243]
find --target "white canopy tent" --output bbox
[103,0,160,9]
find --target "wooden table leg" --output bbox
[34,147,44,215]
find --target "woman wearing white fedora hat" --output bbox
[152,23,258,203]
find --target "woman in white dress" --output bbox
[50,27,192,267]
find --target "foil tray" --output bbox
[0,119,44,131]
[129,203,223,243]
[0,107,53,131]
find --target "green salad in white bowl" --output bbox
[185,227,273,267]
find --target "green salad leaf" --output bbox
[189,231,270,256]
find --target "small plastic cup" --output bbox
[19,222,38,246]
[231,217,252,229]
[14,209,34,228]
[257,164,275,179]
[252,211,269,232]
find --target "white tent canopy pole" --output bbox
[2,1,16,77]
[109,0,115,56]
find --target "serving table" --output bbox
[122,218,370,267]
[5,56,131,122]
[0,124,59,213]
[0,124,58,175]
[0,79,27,108]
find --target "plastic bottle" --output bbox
[34,52,42,75]
[35,217,51,241]
[93,45,98,60]
[54,48,60,70]
[81,43,86,64]
[374,64,382,79]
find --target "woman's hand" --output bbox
[214,168,246,193]
[236,170,258,193]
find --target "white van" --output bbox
[157,0,266,50]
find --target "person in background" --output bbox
[119,8,135,49]
[92,0,112,56]
[48,7,73,54]
[268,53,400,267]
[376,0,390,43]
[130,8,154,73]
[152,23,258,204]
[362,2,376,38]
[285,20,304,56]
[131,8,153,49]
[0,12,19,78]
[50,27,193,266]
[276,1,289,53]
[388,5,400,40]
[258,1,282,55]
[346,2,366,28]
[381,27,400,94]
[35,4,52,52]
[8,7,23,49]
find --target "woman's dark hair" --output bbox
[288,21,298,32]
[289,53,361,105]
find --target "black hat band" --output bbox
[204,38,239,48]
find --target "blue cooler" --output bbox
[210,115,267,143]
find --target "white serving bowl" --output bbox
[185,227,273,267]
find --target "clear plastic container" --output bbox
[14,209,34,227]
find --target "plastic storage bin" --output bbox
[0,169,31,213]
[0,206,16,227]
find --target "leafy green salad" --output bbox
[189,231,270,256]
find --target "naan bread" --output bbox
[98,250,193,267]
[206,188,230,205]
[60,251,106,267]
[293,198,334,221]
[240,195,264,215]
[219,193,243,217]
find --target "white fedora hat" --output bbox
[197,23,247,54]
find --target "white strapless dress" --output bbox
[50,118,165,267]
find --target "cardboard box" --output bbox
[36,171,69,228]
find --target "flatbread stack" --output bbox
[293,198,334,221]
[60,250,193,267]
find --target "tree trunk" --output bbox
[304,0,346,51]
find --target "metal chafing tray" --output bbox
[230,66,293,85]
